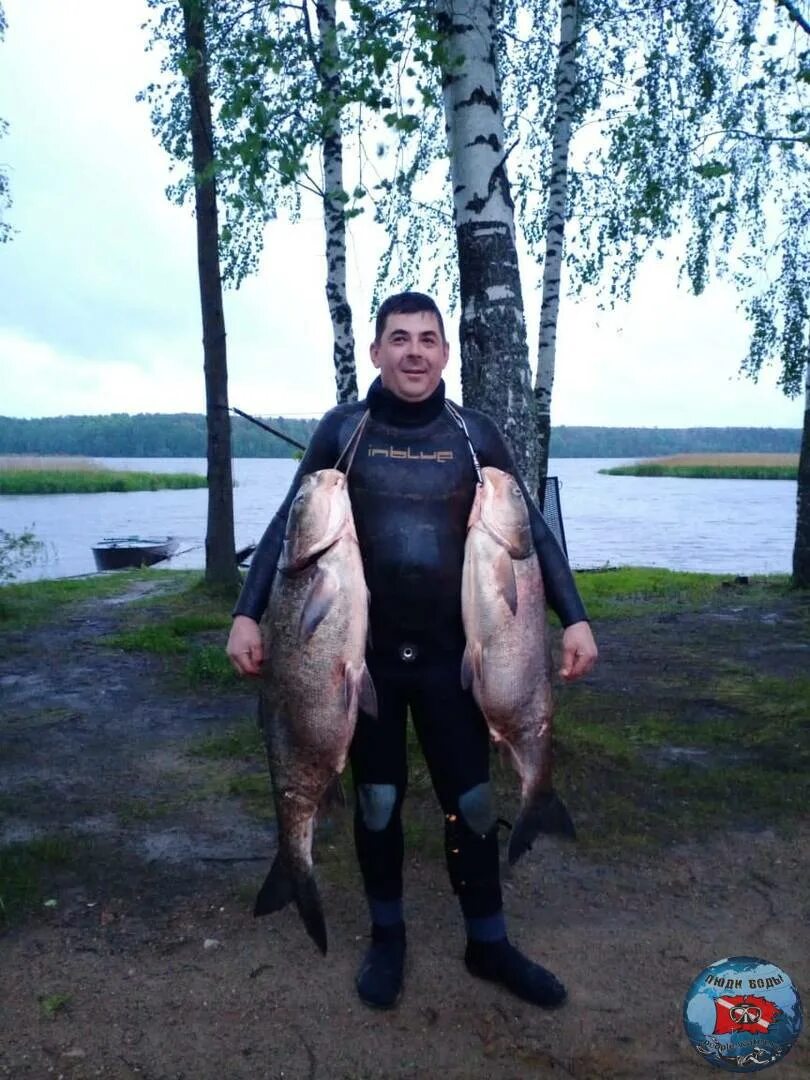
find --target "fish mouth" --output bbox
[279,535,342,575]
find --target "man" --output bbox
[227,292,597,1010]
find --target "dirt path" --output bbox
[0,579,808,1079]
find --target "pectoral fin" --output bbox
[345,662,378,719]
[298,567,338,643]
[461,643,484,691]
[357,663,378,718]
[493,548,518,616]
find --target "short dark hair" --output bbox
[374,292,447,344]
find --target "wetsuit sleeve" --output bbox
[231,410,346,621]
[470,413,589,628]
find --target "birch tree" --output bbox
[435,0,538,480]
[143,0,370,404]
[181,0,238,589]
[0,2,12,244]
[796,360,810,586]
[533,0,578,485]
[314,0,356,401]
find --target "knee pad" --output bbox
[357,783,398,832]
[458,781,496,837]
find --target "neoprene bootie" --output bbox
[356,922,406,1009]
[464,937,567,1008]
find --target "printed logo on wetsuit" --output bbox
[682,956,803,1072]
[367,446,454,462]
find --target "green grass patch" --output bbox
[106,611,231,655]
[0,835,79,926]
[549,664,810,852]
[0,468,207,495]
[222,770,275,819]
[190,717,263,760]
[0,571,149,628]
[39,992,72,1019]
[600,464,797,479]
[184,645,241,688]
[573,567,790,620]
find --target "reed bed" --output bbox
[601,452,798,480]
[0,455,104,472]
[0,460,207,495]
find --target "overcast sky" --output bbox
[0,0,802,428]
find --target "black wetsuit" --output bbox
[235,377,587,920]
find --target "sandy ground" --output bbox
[0,579,808,1079]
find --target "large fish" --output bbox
[255,469,376,953]
[461,466,575,865]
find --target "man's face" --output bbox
[370,311,449,402]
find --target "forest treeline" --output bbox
[0,414,801,459]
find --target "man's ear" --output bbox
[370,341,381,370]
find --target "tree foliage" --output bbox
[0,529,44,583]
[558,0,809,396]
[0,2,13,244]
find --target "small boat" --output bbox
[92,537,179,571]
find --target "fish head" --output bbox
[280,469,353,572]
[476,467,532,559]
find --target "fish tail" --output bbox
[254,853,328,955]
[507,791,576,866]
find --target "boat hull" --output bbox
[92,538,178,571]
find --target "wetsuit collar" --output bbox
[365,376,447,427]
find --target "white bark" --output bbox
[794,359,810,587]
[315,0,357,404]
[437,0,538,482]
[535,0,578,486]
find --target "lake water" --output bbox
[0,457,797,582]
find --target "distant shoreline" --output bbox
[0,414,802,460]
[600,452,799,480]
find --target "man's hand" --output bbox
[559,620,598,682]
[226,615,264,677]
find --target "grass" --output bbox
[106,612,231,655]
[0,570,149,628]
[551,664,810,852]
[38,993,72,1019]
[0,468,208,495]
[573,566,791,620]
[0,835,79,926]
[99,573,244,690]
[601,453,798,480]
[190,717,263,760]
[0,454,102,470]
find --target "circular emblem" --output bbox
[683,956,803,1072]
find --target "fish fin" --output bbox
[461,644,484,690]
[254,853,328,955]
[357,663,377,718]
[493,548,518,616]
[298,566,338,643]
[318,775,346,812]
[254,852,294,914]
[344,662,378,718]
[507,791,576,866]
[461,646,473,690]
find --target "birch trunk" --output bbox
[315,0,357,404]
[535,0,578,488]
[436,0,538,481]
[793,360,810,587]
[182,0,239,589]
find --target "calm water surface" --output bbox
[0,457,796,582]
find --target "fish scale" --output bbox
[255,469,376,954]
[461,466,575,864]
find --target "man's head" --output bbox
[371,292,449,403]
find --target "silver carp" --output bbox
[461,466,575,865]
[255,469,376,953]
